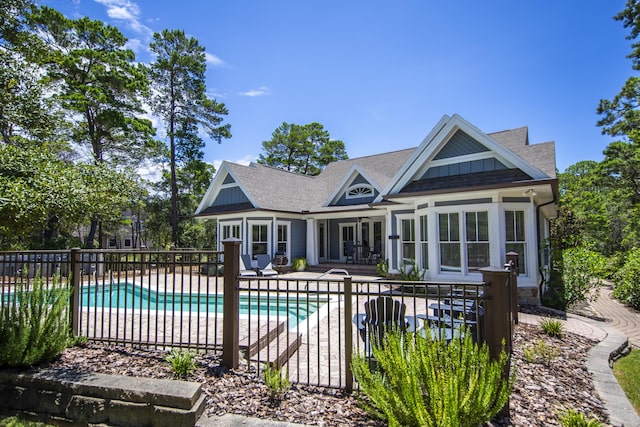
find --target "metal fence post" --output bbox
[505,251,519,324]
[69,248,81,336]
[343,275,353,392]
[222,238,241,369]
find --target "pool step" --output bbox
[240,320,285,359]
[255,331,303,369]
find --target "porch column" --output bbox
[306,218,317,265]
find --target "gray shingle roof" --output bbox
[204,122,556,215]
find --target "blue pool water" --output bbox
[80,283,324,327]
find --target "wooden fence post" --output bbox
[343,275,353,393]
[480,266,512,418]
[69,248,81,336]
[505,251,519,324]
[222,238,241,370]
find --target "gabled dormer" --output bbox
[379,114,549,200]
[324,165,381,207]
[195,162,255,215]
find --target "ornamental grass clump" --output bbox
[0,274,70,367]
[166,349,196,379]
[263,363,291,404]
[351,328,512,427]
[540,318,564,337]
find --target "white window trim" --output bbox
[502,206,533,278]
[219,220,242,249]
[396,213,417,271]
[276,220,291,264]
[248,220,272,258]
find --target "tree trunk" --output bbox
[85,219,98,248]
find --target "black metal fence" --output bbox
[0,244,516,392]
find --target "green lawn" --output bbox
[0,416,53,427]
[613,348,640,414]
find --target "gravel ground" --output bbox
[46,315,610,427]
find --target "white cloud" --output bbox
[205,52,225,68]
[238,86,271,97]
[94,0,152,37]
[124,38,144,54]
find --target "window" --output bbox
[419,215,428,270]
[466,211,489,271]
[439,213,461,272]
[346,184,373,199]
[221,223,240,240]
[401,218,415,262]
[252,224,268,257]
[277,223,289,255]
[505,210,526,274]
[124,238,131,248]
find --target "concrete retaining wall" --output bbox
[0,368,205,427]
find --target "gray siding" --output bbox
[290,219,307,260]
[434,130,489,160]
[212,186,250,206]
[422,158,508,179]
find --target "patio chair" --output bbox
[357,296,415,351]
[255,254,279,277]
[344,241,356,264]
[239,254,258,277]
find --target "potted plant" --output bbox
[292,257,308,272]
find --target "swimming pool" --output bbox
[80,283,325,327]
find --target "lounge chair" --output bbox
[239,255,258,277]
[255,254,278,277]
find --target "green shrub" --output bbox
[400,258,425,281]
[376,259,389,277]
[292,257,308,271]
[522,339,558,366]
[0,275,70,367]
[556,407,603,427]
[351,328,512,427]
[613,247,640,310]
[166,349,196,379]
[263,363,291,403]
[539,318,564,337]
[562,246,606,308]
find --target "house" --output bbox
[195,114,558,304]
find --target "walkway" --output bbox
[589,285,640,348]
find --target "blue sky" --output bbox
[43,0,632,173]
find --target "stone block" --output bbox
[36,389,71,416]
[0,385,26,410]
[65,395,107,423]
[108,399,153,427]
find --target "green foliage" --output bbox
[556,407,603,427]
[522,339,558,366]
[165,348,196,379]
[263,363,291,403]
[0,275,70,367]
[539,318,564,338]
[376,259,389,278]
[292,257,308,271]
[258,122,348,176]
[400,258,425,281]
[562,246,606,309]
[149,29,230,245]
[0,415,54,427]
[614,247,640,310]
[351,328,512,427]
[613,349,640,413]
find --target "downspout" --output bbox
[536,195,557,299]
